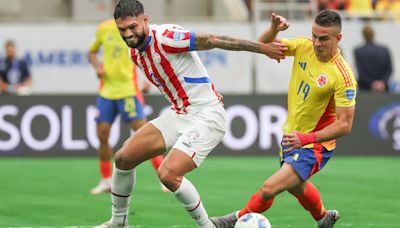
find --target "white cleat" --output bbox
[90,178,111,195]
[94,220,128,228]
[160,182,170,192]
[318,210,340,228]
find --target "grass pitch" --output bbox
[0,156,399,227]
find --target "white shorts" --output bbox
[150,103,226,167]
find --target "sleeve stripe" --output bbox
[335,59,353,87]
[189,31,195,51]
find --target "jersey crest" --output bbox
[317,74,328,87]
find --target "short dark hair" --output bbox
[315,10,341,30]
[114,0,144,20]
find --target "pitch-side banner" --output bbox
[0,93,399,157]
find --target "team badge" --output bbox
[186,130,200,141]
[317,74,328,87]
[345,89,356,101]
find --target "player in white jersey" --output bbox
[96,0,287,228]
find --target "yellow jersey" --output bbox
[90,19,140,99]
[281,37,357,150]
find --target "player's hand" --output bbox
[96,64,105,79]
[271,13,290,32]
[282,132,302,152]
[141,80,151,94]
[262,41,288,62]
[371,80,386,92]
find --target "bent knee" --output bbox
[114,150,136,170]
[260,184,282,199]
[158,168,181,191]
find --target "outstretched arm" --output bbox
[194,32,287,60]
[258,13,290,43]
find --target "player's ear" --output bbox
[336,33,342,42]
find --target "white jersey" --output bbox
[129,24,222,114]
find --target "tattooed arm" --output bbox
[194,32,287,60]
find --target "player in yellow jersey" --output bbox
[89,19,167,194]
[211,10,356,228]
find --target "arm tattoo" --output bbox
[195,32,264,54]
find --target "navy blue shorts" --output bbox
[95,96,145,123]
[280,143,333,181]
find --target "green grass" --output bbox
[0,156,399,227]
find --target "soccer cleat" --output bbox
[318,210,340,228]
[90,178,111,194]
[94,220,128,228]
[210,211,239,228]
[160,182,170,192]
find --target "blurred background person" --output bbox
[354,25,393,92]
[0,40,32,95]
[347,0,374,18]
[89,19,167,194]
[318,0,349,11]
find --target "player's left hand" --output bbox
[282,132,302,152]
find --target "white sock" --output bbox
[110,166,136,226]
[174,177,213,228]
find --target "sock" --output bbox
[110,166,136,226]
[150,155,164,170]
[294,182,327,221]
[100,161,112,179]
[174,177,212,228]
[238,192,274,218]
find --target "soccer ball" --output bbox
[234,213,271,228]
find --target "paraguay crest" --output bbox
[317,74,328,87]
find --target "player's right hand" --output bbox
[96,64,105,79]
[263,41,288,62]
[270,13,290,32]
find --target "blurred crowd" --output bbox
[319,0,400,20]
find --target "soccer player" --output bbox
[95,0,287,227]
[211,10,356,228]
[89,18,167,194]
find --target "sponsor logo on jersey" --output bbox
[317,74,328,87]
[299,62,307,70]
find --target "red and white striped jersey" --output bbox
[129,24,222,114]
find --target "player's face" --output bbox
[311,23,342,62]
[116,15,148,49]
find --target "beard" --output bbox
[123,32,146,49]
